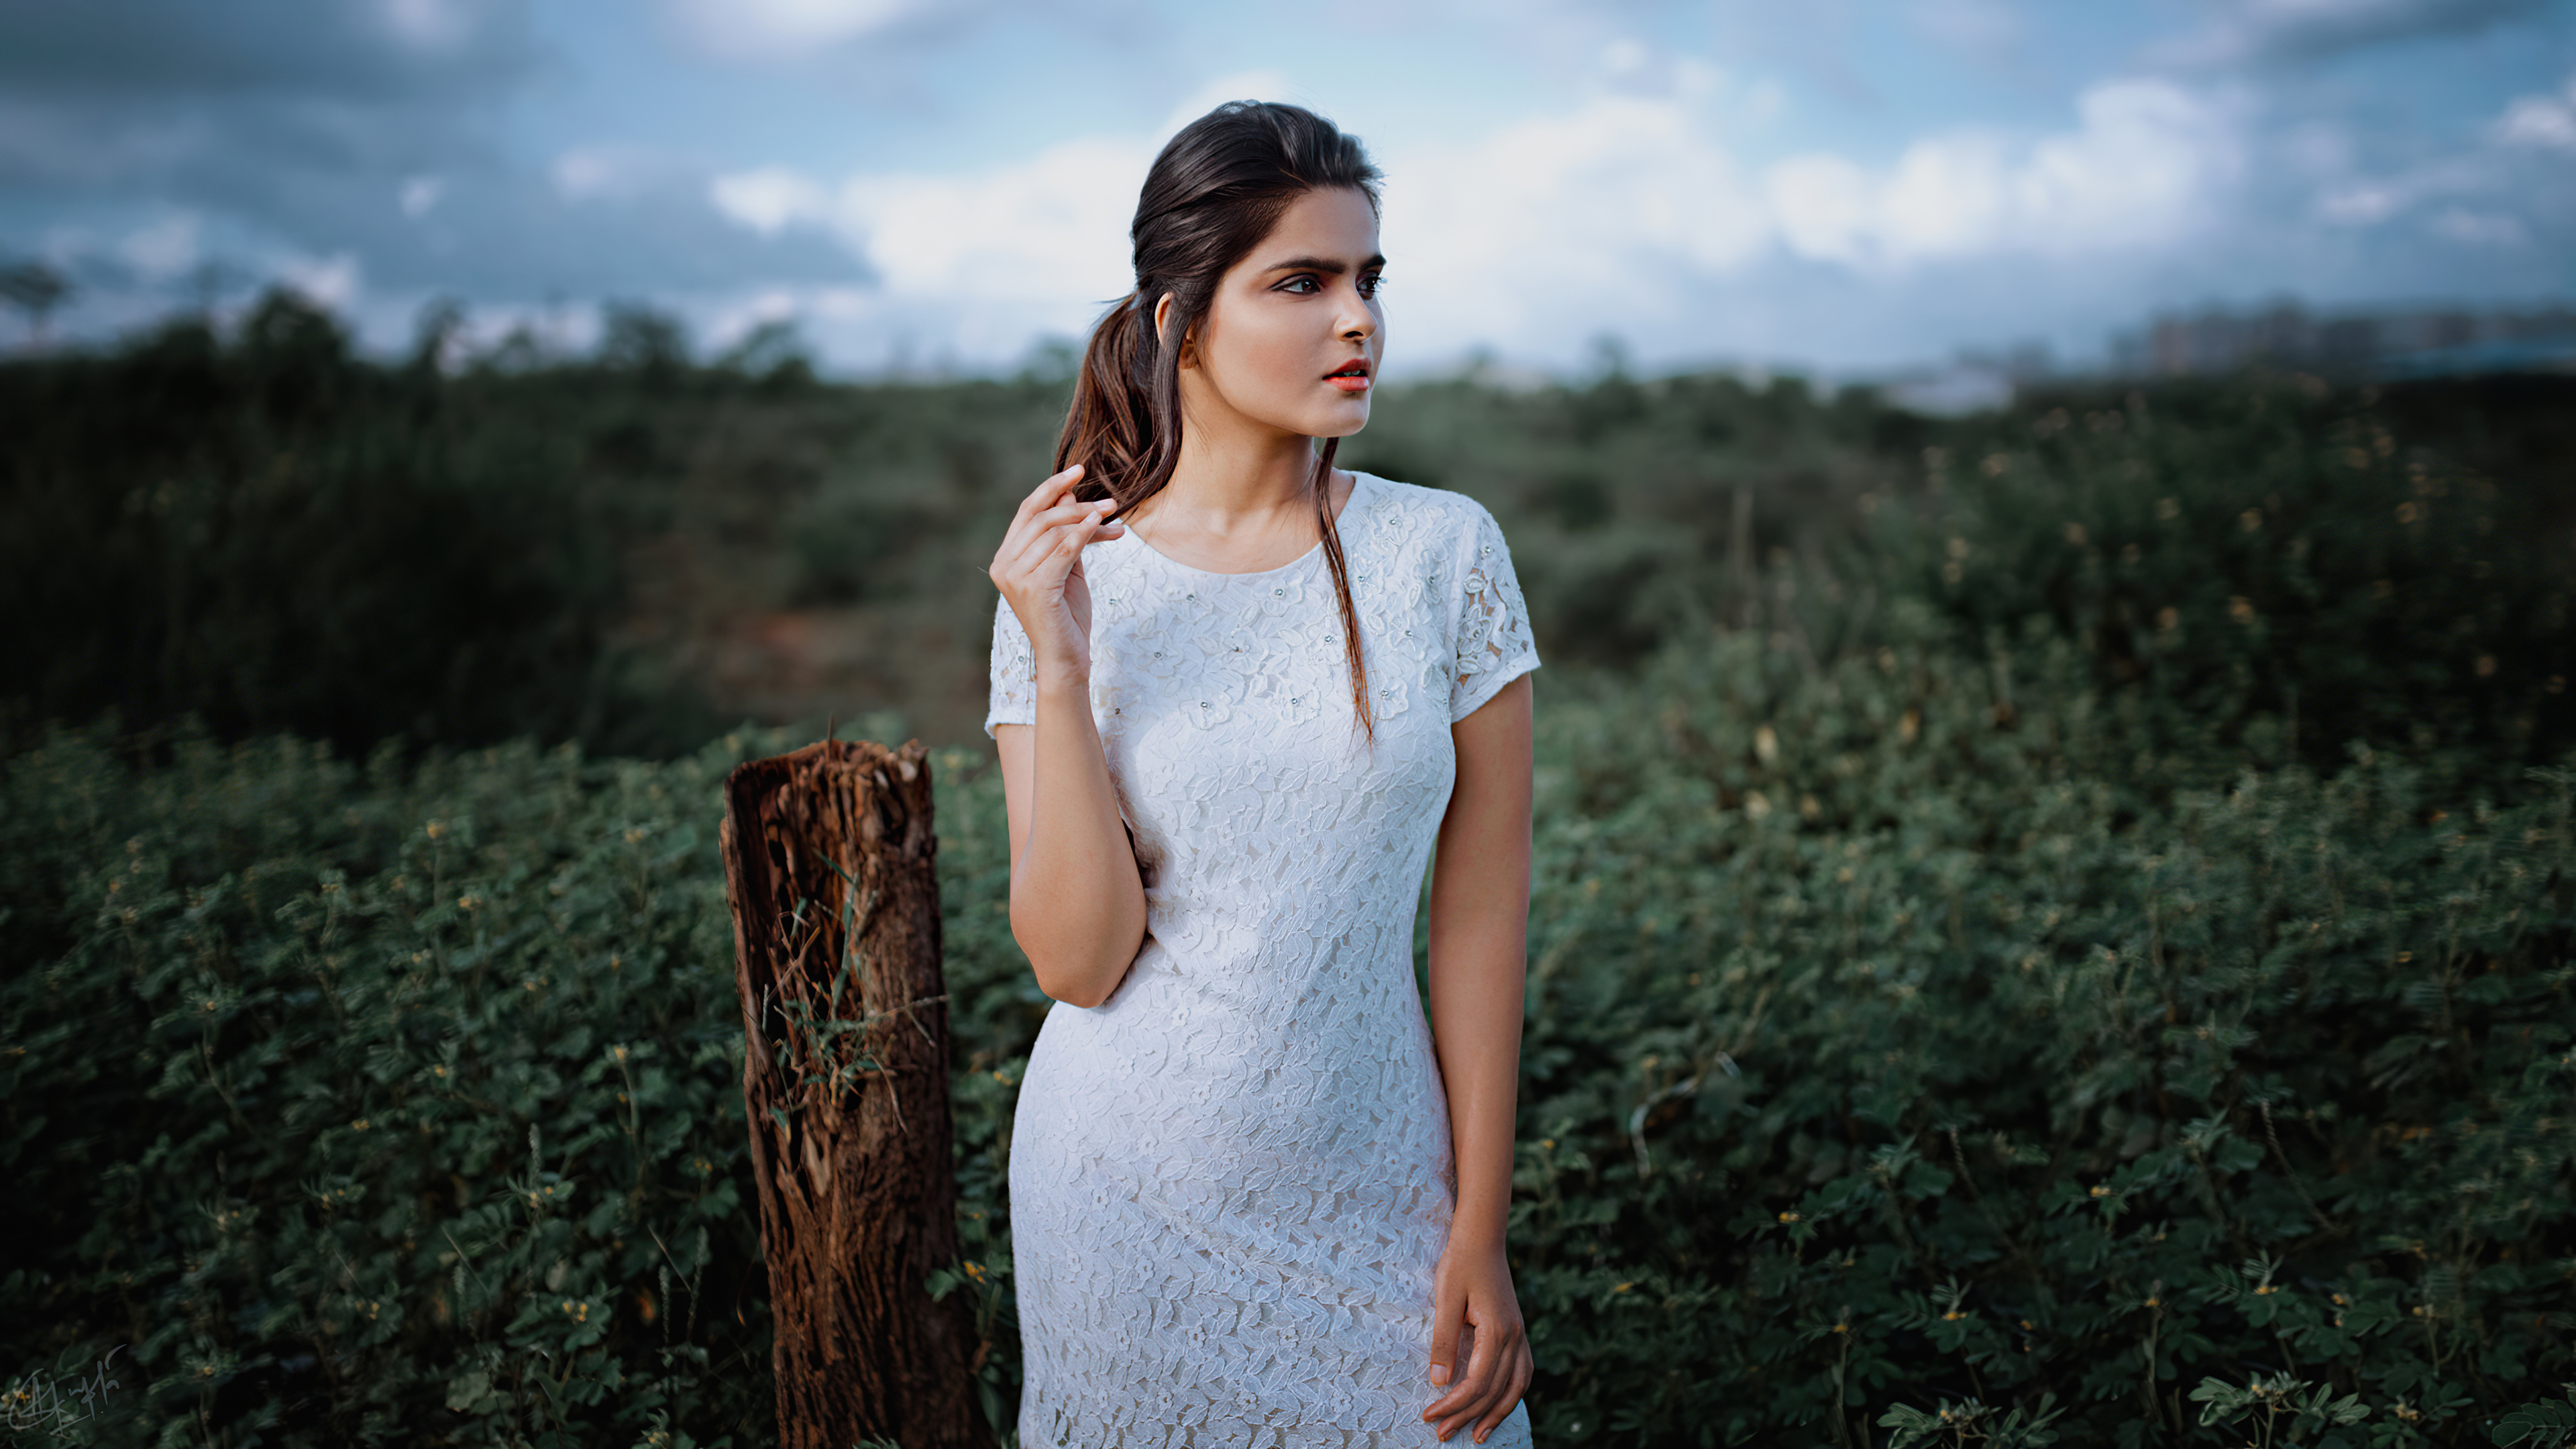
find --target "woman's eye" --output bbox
[1358,273,1385,298]
[1279,275,1322,294]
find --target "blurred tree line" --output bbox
[5,288,2569,771]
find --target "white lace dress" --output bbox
[985,472,1542,1448]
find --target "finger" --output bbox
[1062,511,1124,555]
[1012,464,1085,521]
[995,523,1064,588]
[1001,468,1077,547]
[995,468,1088,562]
[998,497,1112,568]
[1454,1318,1527,1440]
[1425,1281,1464,1401]
[1023,506,1119,578]
[1426,1338,1485,1432]
[1000,502,1117,583]
[1439,1322,1503,1439]
[1473,1344,1532,1443]
[1005,497,1117,557]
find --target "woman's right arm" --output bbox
[988,464,1149,1008]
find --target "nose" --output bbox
[1334,278,1377,343]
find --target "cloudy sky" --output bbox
[1,0,2571,376]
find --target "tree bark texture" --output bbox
[718,739,988,1449]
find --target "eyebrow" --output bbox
[1260,254,1387,275]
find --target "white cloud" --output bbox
[2309,83,2571,234]
[119,212,199,278]
[1907,0,2024,62]
[380,0,478,50]
[664,0,936,61]
[2432,207,2528,245]
[2494,74,2576,151]
[1379,84,1771,353]
[832,136,1145,305]
[702,286,805,351]
[698,65,2250,370]
[704,133,1146,360]
[552,146,686,203]
[399,174,445,219]
[279,252,362,309]
[1766,80,2237,268]
[710,166,833,236]
[2319,180,2404,223]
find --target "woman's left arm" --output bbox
[1421,669,1536,1444]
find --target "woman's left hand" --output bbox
[1423,1236,1532,1442]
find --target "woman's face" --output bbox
[1177,185,1385,442]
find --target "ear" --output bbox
[1152,291,1198,370]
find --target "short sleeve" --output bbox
[1448,503,1541,722]
[984,594,1036,739]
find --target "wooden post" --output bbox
[718,739,988,1449]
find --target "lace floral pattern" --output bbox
[985,474,1540,1447]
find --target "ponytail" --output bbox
[1055,290,1153,506]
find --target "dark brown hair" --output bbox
[1054,100,1383,737]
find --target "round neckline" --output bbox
[1116,471,1374,582]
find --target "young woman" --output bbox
[983,101,1539,1447]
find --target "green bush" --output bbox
[0,728,773,1446]
[1507,621,2574,1446]
[0,722,1046,1448]
[9,357,2575,1446]
[11,643,2567,1446]
[0,296,706,757]
[1897,382,2573,790]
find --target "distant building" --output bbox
[2110,301,2576,378]
[1878,340,2055,417]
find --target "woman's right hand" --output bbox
[988,464,1123,684]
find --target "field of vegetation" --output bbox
[4,294,2574,1447]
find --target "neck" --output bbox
[1116,370,1356,576]
[1150,398,1319,536]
